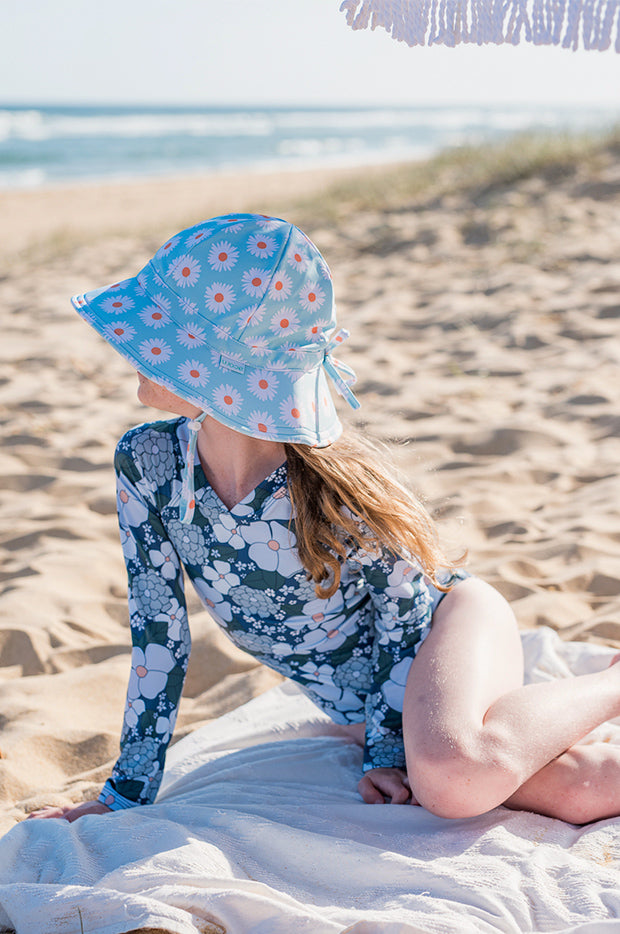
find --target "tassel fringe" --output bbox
[339,0,620,50]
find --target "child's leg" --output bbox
[403,578,620,820]
[504,743,620,823]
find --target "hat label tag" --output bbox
[218,353,245,374]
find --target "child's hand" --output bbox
[27,800,112,822]
[358,767,418,805]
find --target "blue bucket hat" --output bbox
[72,213,361,519]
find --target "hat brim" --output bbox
[72,271,342,447]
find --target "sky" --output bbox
[1,0,619,107]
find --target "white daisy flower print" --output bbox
[102,294,135,314]
[208,240,239,271]
[205,282,236,314]
[247,369,279,401]
[178,359,209,388]
[139,338,172,364]
[103,321,136,343]
[176,322,207,349]
[247,233,277,258]
[254,216,280,230]
[287,246,310,273]
[151,293,172,312]
[223,220,244,234]
[169,255,201,288]
[213,384,243,417]
[156,235,179,258]
[245,335,270,357]
[179,297,199,316]
[270,308,299,336]
[268,271,293,300]
[241,268,269,297]
[137,272,148,290]
[305,319,329,342]
[236,303,264,330]
[282,343,306,362]
[247,410,277,438]
[299,282,325,312]
[268,357,289,371]
[211,326,232,344]
[279,395,304,429]
[139,305,171,328]
[185,226,212,247]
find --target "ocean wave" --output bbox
[3,104,611,144]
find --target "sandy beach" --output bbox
[2,134,620,835]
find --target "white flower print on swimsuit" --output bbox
[98,417,468,811]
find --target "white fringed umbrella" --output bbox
[340,0,620,50]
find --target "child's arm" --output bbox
[97,436,191,810]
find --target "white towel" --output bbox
[1,627,620,934]
[340,0,620,52]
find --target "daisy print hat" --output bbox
[72,213,360,447]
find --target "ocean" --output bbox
[1,102,618,189]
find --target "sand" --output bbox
[2,141,620,835]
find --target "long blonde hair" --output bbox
[285,430,462,598]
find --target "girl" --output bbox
[30,213,620,826]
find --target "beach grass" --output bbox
[295,125,620,227]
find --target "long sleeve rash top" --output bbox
[99,418,465,810]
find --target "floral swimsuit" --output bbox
[99,418,466,810]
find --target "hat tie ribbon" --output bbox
[180,411,208,523]
[322,328,361,411]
